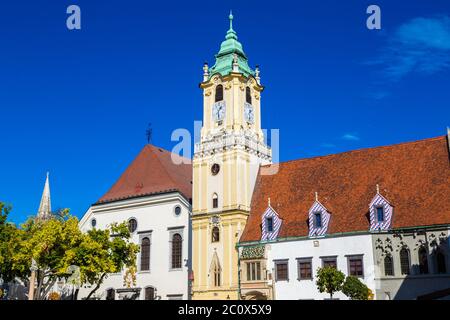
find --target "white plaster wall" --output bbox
[78,192,190,300]
[267,234,376,300]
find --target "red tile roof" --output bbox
[96,145,192,204]
[240,136,450,243]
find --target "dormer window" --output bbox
[215,84,223,102]
[369,192,393,231]
[266,217,274,232]
[261,205,282,241]
[376,207,384,222]
[308,200,330,237]
[245,86,252,104]
[314,213,322,228]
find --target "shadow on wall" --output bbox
[394,235,450,300]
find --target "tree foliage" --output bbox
[316,266,345,299]
[0,203,139,300]
[342,276,370,300]
[75,222,139,299]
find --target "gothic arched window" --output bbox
[436,249,447,274]
[171,233,182,269]
[246,86,252,104]
[384,254,394,276]
[418,246,428,274]
[215,85,223,102]
[211,254,222,287]
[400,247,410,275]
[212,193,218,209]
[212,226,220,243]
[140,237,150,271]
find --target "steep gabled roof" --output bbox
[96,145,192,204]
[240,135,450,243]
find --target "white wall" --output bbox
[78,192,191,300]
[267,234,376,300]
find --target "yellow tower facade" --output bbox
[191,13,271,300]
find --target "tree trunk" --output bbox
[73,288,79,300]
[85,273,107,300]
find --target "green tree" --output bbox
[75,222,139,300]
[316,266,345,299]
[342,276,370,300]
[0,202,25,284]
[14,212,84,299]
[1,205,138,300]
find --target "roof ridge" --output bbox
[261,135,445,167]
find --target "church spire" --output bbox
[37,172,52,220]
[206,11,255,80]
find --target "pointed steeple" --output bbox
[207,11,255,79]
[37,172,52,219]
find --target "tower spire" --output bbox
[37,172,52,220]
[229,10,234,31]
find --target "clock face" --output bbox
[212,101,225,122]
[244,103,254,123]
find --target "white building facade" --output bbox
[239,133,450,300]
[78,144,192,300]
[266,234,376,300]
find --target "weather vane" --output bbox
[146,123,152,144]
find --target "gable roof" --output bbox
[240,135,450,243]
[95,145,192,204]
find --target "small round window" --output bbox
[174,205,182,216]
[91,218,97,228]
[128,218,137,233]
[211,163,220,176]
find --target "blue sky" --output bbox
[1,1,449,223]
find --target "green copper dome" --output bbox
[208,12,255,79]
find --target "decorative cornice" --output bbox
[194,130,271,160]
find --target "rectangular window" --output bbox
[266,218,274,232]
[347,256,364,277]
[322,257,337,269]
[314,213,322,228]
[275,260,289,281]
[246,262,262,281]
[297,258,312,280]
[377,207,384,222]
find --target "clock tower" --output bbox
[191,12,271,300]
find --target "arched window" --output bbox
[215,85,223,102]
[384,254,394,276]
[214,268,221,287]
[212,226,220,242]
[418,246,428,274]
[171,233,182,269]
[211,253,221,287]
[140,237,150,271]
[128,218,137,233]
[246,86,252,104]
[436,249,447,274]
[400,247,410,275]
[106,288,115,300]
[144,287,155,300]
[212,193,218,209]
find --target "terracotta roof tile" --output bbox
[240,136,450,243]
[96,145,192,204]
